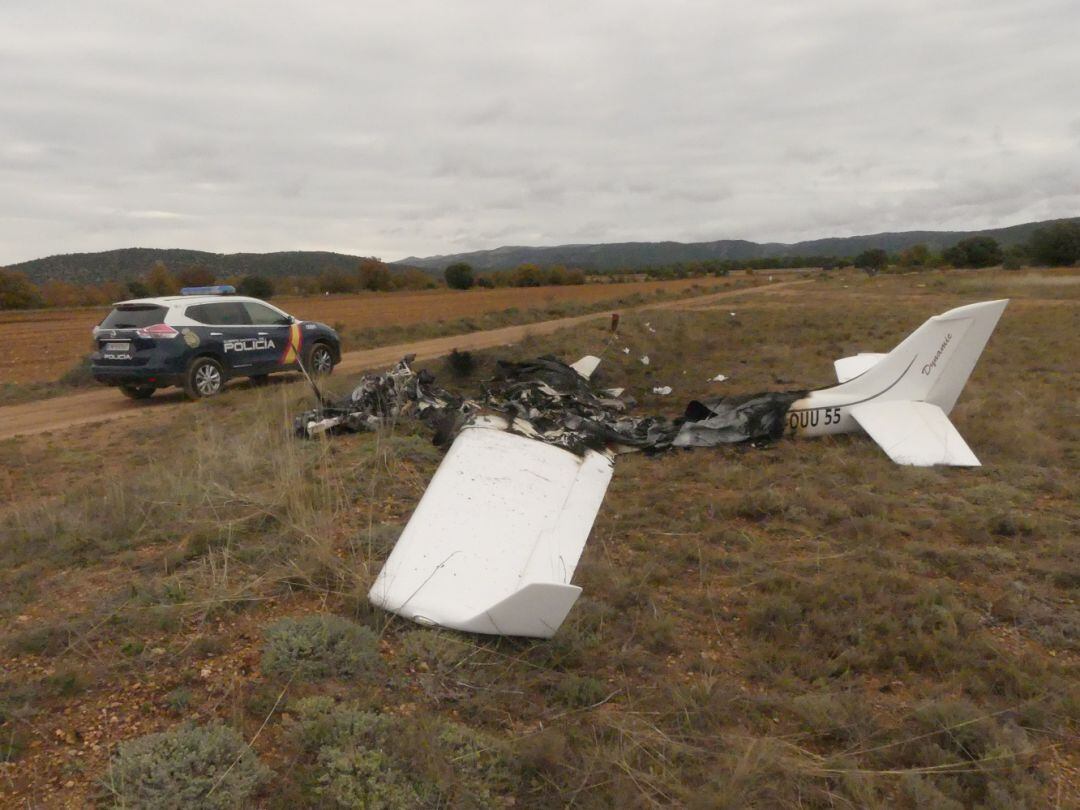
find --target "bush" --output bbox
[853,248,888,275]
[447,348,475,377]
[444,262,475,290]
[103,722,270,809]
[942,236,1003,268]
[284,697,513,807]
[236,275,274,298]
[261,614,380,680]
[1027,221,1080,266]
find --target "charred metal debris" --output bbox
[294,355,805,456]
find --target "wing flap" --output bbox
[850,401,980,467]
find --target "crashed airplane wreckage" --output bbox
[295,300,1007,638]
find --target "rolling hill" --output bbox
[7,217,1076,283]
[398,217,1078,271]
[6,249,391,286]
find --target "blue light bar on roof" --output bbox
[180,285,235,296]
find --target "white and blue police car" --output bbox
[91,286,341,400]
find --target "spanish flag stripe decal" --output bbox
[281,323,302,364]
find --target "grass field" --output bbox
[0,269,1076,807]
[0,276,732,386]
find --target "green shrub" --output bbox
[103,722,270,809]
[284,697,513,808]
[261,614,380,680]
[551,674,607,709]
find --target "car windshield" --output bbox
[99,305,167,329]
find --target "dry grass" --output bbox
[0,268,1076,807]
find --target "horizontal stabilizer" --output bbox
[834,353,886,383]
[454,582,582,638]
[850,401,980,467]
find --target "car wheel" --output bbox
[119,384,155,400]
[184,357,225,399]
[304,343,334,377]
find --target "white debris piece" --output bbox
[604,388,625,398]
[569,355,601,380]
[622,347,631,354]
[709,373,728,382]
[640,355,650,365]
[645,322,656,333]
[652,386,672,395]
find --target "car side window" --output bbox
[185,302,251,326]
[243,302,290,325]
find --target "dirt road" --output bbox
[0,280,807,440]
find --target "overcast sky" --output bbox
[2,0,1078,264]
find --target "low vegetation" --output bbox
[102,722,271,808]
[0,269,1075,806]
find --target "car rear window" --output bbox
[99,305,167,329]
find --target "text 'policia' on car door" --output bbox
[185,301,260,372]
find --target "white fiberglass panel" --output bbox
[369,417,614,637]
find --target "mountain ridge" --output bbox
[7,216,1076,283]
[397,217,1078,271]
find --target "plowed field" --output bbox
[0,277,717,384]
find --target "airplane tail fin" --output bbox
[829,299,1008,414]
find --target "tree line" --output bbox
[3,221,1078,310]
[0,258,436,310]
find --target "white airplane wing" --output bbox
[849,400,980,467]
[833,353,886,383]
[369,416,614,638]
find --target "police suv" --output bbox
[91,286,341,400]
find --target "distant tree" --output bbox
[176,265,216,287]
[41,280,81,308]
[99,281,129,303]
[0,269,44,309]
[510,263,544,287]
[237,275,275,298]
[357,258,394,291]
[854,248,888,275]
[899,243,932,268]
[318,268,357,294]
[1002,244,1027,271]
[444,262,475,290]
[145,261,180,295]
[127,280,150,298]
[391,268,437,291]
[942,236,1002,268]
[1027,221,1080,266]
[475,275,495,288]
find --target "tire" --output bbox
[119,384,155,400]
[184,356,226,400]
[303,342,335,377]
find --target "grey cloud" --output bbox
[1,0,1078,265]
